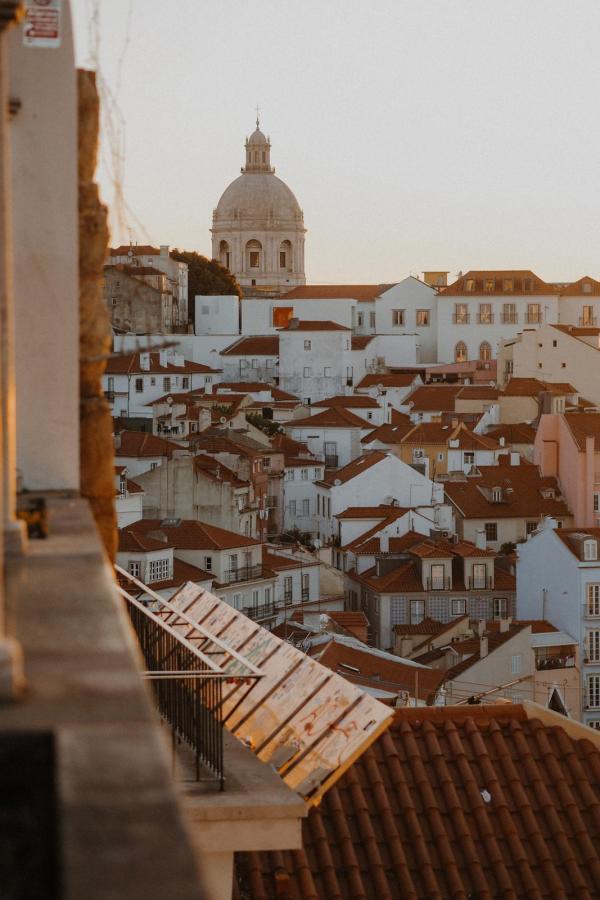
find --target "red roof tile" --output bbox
[114,430,185,458]
[404,384,464,411]
[220,335,279,356]
[441,269,558,296]
[316,451,388,487]
[485,422,537,444]
[335,504,407,520]
[361,421,414,444]
[501,377,576,397]
[350,335,375,349]
[105,351,218,375]
[311,395,381,409]
[287,407,372,429]
[127,518,261,550]
[282,284,395,302]
[277,320,350,332]
[110,244,160,256]
[563,413,600,451]
[356,373,419,389]
[237,704,600,898]
[559,275,600,296]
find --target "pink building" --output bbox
[535,413,600,526]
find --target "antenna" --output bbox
[255,103,260,129]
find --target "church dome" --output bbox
[215,172,303,223]
[247,127,268,146]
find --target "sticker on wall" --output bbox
[23,0,61,49]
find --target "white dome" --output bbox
[214,172,303,224]
[247,127,268,145]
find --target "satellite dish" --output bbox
[220,415,227,424]
[334,479,342,486]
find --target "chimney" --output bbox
[159,349,169,368]
[288,317,300,330]
[159,244,169,257]
[475,529,486,551]
[499,617,512,633]
[113,432,122,451]
[479,635,488,658]
[510,452,520,466]
[476,620,485,637]
[499,436,505,447]
[139,352,150,371]
[380,533,389,553]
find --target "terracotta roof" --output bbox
[563,413,600,451]
[335,504,407,520]
[361,421,414,444]
[220,335,279,356]
[281,284,395,301]
[513,619,559,633]
[124,479,144,494]
[127,518,261,550]
[444,460,571,520]
[114,430,185,458]
[118,529,174,552]
[110,244,160,256]
[277,320,350,332]
[316,451,388,487]
[555,527,600,559]
[404,384,464,412]
[441,269,558,296]
[325,611,369,631]
[485,422,537,444]
[311,395,380,410]
[218,382,297,401]
[114,264,166,278]
[393,616,450,635]
[287,407,372,429]
[117,557,214,595]
[105,351,218,375]
[414,622,527,681]
[350,335,375,349]
[270,432,313,456]
[390,408,412,426]
[343,529,423,555]
[456,385,499,400]
[237,704,600,898]
[550,323,600,342]
[448,424,500,450]
[559,275,600,296]
[401,422,457,444]
[501,377,576,397]
[193,454,249,488]
[356,373,419,389]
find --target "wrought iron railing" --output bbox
[426,576,451,591]
[224,564,264,583]
[243,601,277,621]
[467,575,494,590]
[324,455,338,468]
[579,316,598,326]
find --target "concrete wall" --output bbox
[511,324,600,407]
[195,295,239,335]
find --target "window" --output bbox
[284,575,293,604]
[285,469,294,481]
[289,499,297,515]
[163,377,171,391]
[582,305,595,325]
[149,377,156,386]
[503,279,514,292]
[478,303,492,324]
[229,553,238,571]
[416,309,430,326]
[526,521,538,536]
[454,341,467,363]
[135,377,143,393]
[410,599,425,624]
[302,498,310,516]
[454,303,469,324]
[182,377,189,390]
[111,296,118,306]
[589,720,600,730]
[356,313,364,328]
[584,539,598,561]
[324,367,332,377]
[430,564,445,590]
[150,462,158,471]
[472,563,487,589]
[231,593,242,611]
[316,495,320,515]
[527,303,541,324]
[493,598,508,619]
[303,366,312,377]
[484,278,495,292]
[279,251,286,268]
[252,589,259,608]
[588,629,600,662]
[392,309,405,326]
[264,587,271,604]
[587,585,600,616]
[587,674,600,708]
[492,487,502,502]
[301,573,309,600]
[304,340,311,351]
[479,341,492,362]
[582,282,592,293]
[128,560,140,578]
[249,251,260,268]
[465,279,475,292]
[312,468,320,478]
[148,558,170,583]
[369,312,376,328]
[523,278,533,291]
[511,654,522,675]
[367,412,373,421]
[304,398,311,405]
[463,451,475,465]
[594,493,600,512]
[262,457,271,470]
[451,598,466,616]
[298,468,308,481]
[502,303,517,324]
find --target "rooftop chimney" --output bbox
[510,452,520,466]
[475,529,487,551]
[288,318,300,330]
[380,533,389,553]
[479,635,488,658]
[499,617,512,633]
[139,352,151,371]
[113,432,122,451]
[476,620,485,637]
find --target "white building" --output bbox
[195,294,240,336]
[283,457,326,538]
[114,466,144,528]
[277,320,352,403]
[103,349,221,419]
[219,335,280,383]
[517,520,600,727]
[436,270,560,364]
[283,407,372,469]
[211,118,306,291]
[109,244,189,327]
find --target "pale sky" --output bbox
[72,0,600,284]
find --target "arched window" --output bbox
[479,341,492,362]
[219,240,230,271]
[246,239,262,270]
[279,239,292,270]
[455,341,467,363]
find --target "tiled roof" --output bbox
[287,407,372,429]
[110,244,160,256]
[114,430,185,458]
[393,616,449,635]
[444,460,571,520]
[404,384,464,411]
[441,269,558,296]
[237,704,600,898]
[261,549,315,572]
[124,479,144,494]
[563,413,600,451]
[113,264,165,277]
[311,395,380,409]
[105,351,218,375]
[415,622,526,681]
[277,320,350,332]
[400,422,456,444]
[448,424,499,450]
[281,284,395,301]
[361,421,414,444]
[220,335,279,356]
[335,504,407,520]
[324,611,369,631]
[559,275,600,296]
[554,527,600,560]
[341,521,416,554]
[350,335,375,349]
[217,382,297,401]
[550,323,600,343]
[270,432,313,456]
[390,408,412,426]
[500,377,576,397]
[316,451,388,487]
[193,454,249,488]
[118,530,174,552]
[356,373,419,389]
[127,518,261,550]
[485,422,537,444]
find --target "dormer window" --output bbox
[540,488,556,500]
[503,279,514,292]
[484,278,495,292]
[584,539,598,561]
[582,281,592,294]
[523,278,533,291]
[465,279,475,292]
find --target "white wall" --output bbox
[241,297,355,334]
[195,295,239,335]
[375,279,438,363]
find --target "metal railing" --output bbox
[535,655,575,670]
[477,314,494,324]
[224,564,263,583]
[524,313,542,324]
[453,314,470,324]
[115,567,263,791]
[324,455,338,468]
[501,314,518,324]
[284,591,293,605]
[301,589,309,602]
[467,575,494,590]
[243,601,276,621]
[579,316,598,326]
[104,390,115,402]
[426,576,451,591]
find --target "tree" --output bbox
[170,250,242,326]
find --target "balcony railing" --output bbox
[536,655,576,670]
[467,575,494,590]
[224,564,264,583]
[524,313,542,324]
[579,316,598,326]
[324,455,338,468]
[243,601,277,621]
[104,390,115,402]
[301,589,309,602]
[284,591,293,605]
[426,576,451,591]
[501,314,519,324]
[265,495,278,509]
[477,314,494,324]
[453,314,470,324]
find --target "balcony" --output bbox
[453,314,470,324]
[324,455,338,468]
[265,495,278,509]
[301,589,309,602]
[426,576,451,591]
[104,390,115,402]
[524,313,542,324]
[467,575,494,590]
[501,314,519,324]
[243,600,277,621]
[477,314,494,324]
[580,316,598,326]
[536,654,576,670]
[284,591,293,605]
[224,564,264,584]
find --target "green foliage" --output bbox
[500,541,517,555]
[246,412,282,436]
[170,250,242,325]
[279,527,315,550]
